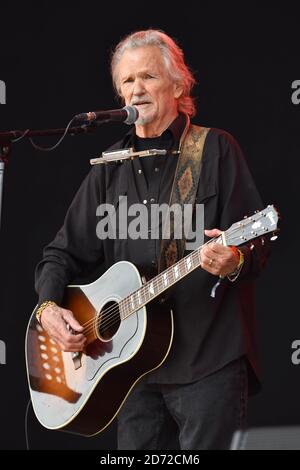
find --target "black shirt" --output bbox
[35,114,270,387]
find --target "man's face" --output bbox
[117,46,182,134]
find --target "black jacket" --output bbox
[35,115,270,390]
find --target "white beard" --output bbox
[134,108,156,126]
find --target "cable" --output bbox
[7,115,77,150]
[25,398,32,450]
[28,117,76,151]
[11,129,30,143]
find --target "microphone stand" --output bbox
[0,122,101,229]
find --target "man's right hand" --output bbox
[40,303,86,352]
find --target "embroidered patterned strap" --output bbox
[158,124,210,272]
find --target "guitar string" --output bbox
[80,216,270,337]
[81,219,271,337]
[81,228,262,338]
[80,235,220,337]
[83,247,203,337]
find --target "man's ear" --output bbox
[174,83,184,99]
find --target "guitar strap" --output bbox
[158,118,210,273]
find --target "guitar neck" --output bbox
[119,205,278,321]
[119,242,209,320]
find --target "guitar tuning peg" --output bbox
[243,215,248,219]
[250,243,255,250]
[261,237,265,245]
[270,232,278,241]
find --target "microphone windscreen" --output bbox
[123,106,139,125]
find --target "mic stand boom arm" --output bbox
[0,121,102,230]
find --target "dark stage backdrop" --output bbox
[0,2,299,450]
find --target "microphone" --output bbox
[74,105,139,125]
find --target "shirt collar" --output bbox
[122,113,188,150]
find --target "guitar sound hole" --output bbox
[98,301,121,341]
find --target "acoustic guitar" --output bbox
[25,205,278,436]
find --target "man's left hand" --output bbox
[200,229,240,277]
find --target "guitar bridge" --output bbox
[72,351,82,370]
[67,323,82,370]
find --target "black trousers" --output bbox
[117,357,248,450]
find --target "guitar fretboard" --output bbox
[119,239,220,320]
[118,204,278,320]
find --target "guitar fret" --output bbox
[196,249,201,266]
[120,301,127,320]
[149,282,155,296]
[173,265,179,280]
[193,253,198,267]
[185,256,192,271]
[170,266,175,284]
[139,287,147,305]
[180,260,186,276]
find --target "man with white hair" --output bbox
[35,30,270,449]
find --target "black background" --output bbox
[0,1,299,449]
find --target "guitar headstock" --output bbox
[225,205,279,247]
